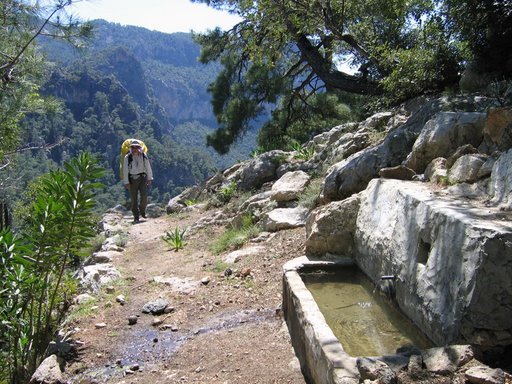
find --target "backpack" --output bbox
[119,138,148,179]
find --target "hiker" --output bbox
[122,140,153,223]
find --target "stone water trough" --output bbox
[283,178,512,383]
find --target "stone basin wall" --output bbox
[354,178,512,348]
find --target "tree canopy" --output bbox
[0,0,91,165]
[193,0,512,153]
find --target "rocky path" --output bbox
[64,208,307,383]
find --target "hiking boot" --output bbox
[133,218,140,224]
[141,213,147,219]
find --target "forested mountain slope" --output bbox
[9,20,257,213]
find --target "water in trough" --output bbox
[301,266,432,357]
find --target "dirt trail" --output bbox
[65,208,307,384]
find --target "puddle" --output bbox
[69,308,276,382]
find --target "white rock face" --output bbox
[405,112,486,172]
[354,178,512,347]
[490,149,512,209]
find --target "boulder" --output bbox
[320,97,449,201]
[271,171,311,202]
[29,355,64,384]
[77,263,121,293]
[481,107,512,152]
[260,207,309,232]
[447,154,487,184]
[305,195,360,256]
[404,112,486,173]
[490,149,512,209]
[234,150,289,191]
[465,366,506,384]
[421,345,474,374]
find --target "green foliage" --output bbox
[184,199,197,207]
[258,92,354,151]
[86,233,107,254]
[210,214,260,255]
[216,181,238,203]
[442,0,512,76]
[0,0,92,163]
[0,153,104,384]
[114,232,129,248]
[298,177,324,210]
[194,0,511,152]
[210,260,232,273]
[289,141,315,161]
[162,227,187,251]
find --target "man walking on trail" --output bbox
[123,140,153,223]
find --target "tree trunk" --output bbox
[0,202,10,230]
[296,34,383,96]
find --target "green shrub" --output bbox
[114,232,129,247]
[289,141,315,161]
[210,214,260,255]
[0,153,104,384]
[217,181,237,203]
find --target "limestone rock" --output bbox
[447,154,487,184]
[29,355,64,384]
[425,157,448,183]
[153,276,199,294]
[77,263,121,293]
[355,178,512,348]
[146,203,164,218]
[260,207,309,232]
[305,195,360,256]
[379,165,416,180]
[90,250,123,264]
[490,149,512,209]
[404,111,486,173]
[235,150,290,191]
[223,246,265,264]
[320,97,448,201]
[482,107,512,152]
[270,171,311,202]
[465,366,505,384]
[357,357,396,384]
[421,345,474,374]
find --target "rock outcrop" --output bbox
[164,94,512,382]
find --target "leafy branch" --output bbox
[0,153,104,383]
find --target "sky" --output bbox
[67,0,241,34]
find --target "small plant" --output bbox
[217,181,237,203]
[114,232,129,247]
[210,214,260,255]
[298,177,324,209]
[250,147,265,157]
[86,233,106,254]
[290,141,315,161]
[211,260,232,273]
[184,199,197,207]
[162,227,187,251]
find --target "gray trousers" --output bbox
[129,175,148,219]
